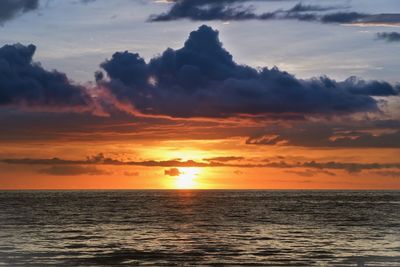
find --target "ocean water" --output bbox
[0,190,399,266]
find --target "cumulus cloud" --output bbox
[376,32,400,42]
[0,0,39,24]
[97,25,398,118]
[0,44,93,111]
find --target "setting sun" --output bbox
[174,167,200,189]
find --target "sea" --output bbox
[0,190,399,266]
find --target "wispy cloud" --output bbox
[39,165,111,176]
[149,1,400,27]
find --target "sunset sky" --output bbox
[0,0,400,189]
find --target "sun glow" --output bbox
[175,167,200,189]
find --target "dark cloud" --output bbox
[288,3,337,13]
[149,0,257,22]
[0,0,39,24]
[301,161,400,174]
[320,12,367,23]
[246,122,400,148]
[164,168,181,176]
[317,12,400,26]
[350,13,400,26]
[376,32,400,42]
[3,153,400,174]
[39,165,110,176]
[149,0,339,22]
[98,25,397,118]
[150,0,400,28]
[0,44,92,110]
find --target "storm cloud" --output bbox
[98,25,398,118]
[0,43,92,110]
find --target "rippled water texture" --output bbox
[0,190,399,266]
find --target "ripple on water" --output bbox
[0,190,399,266]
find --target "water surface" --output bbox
[0,190,399,266]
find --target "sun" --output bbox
[175,167,200,189]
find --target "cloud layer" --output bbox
[3,153,400,174]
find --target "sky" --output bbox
[0,0,399,189]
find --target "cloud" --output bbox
[164,167,181,176]
[149,0,257,22]
[149,1,400,27]
[203,156,244,162]
[3,153,400,174]
[149,0,338,22]
[39,165,110,176]
[347,14,400,27]
[1,153,212,167]
[301,161,400,174]
[246,122,400,148]
[97,25,398,118]
[286,169,336,177]
[0,0,39,24]
[0,44,93,111]
[376,32,400,42]
[288,3,337,13]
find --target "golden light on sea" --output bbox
[174,167,200,189]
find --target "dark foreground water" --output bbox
[0,191,399,266]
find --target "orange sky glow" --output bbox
[1,138,399,190]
